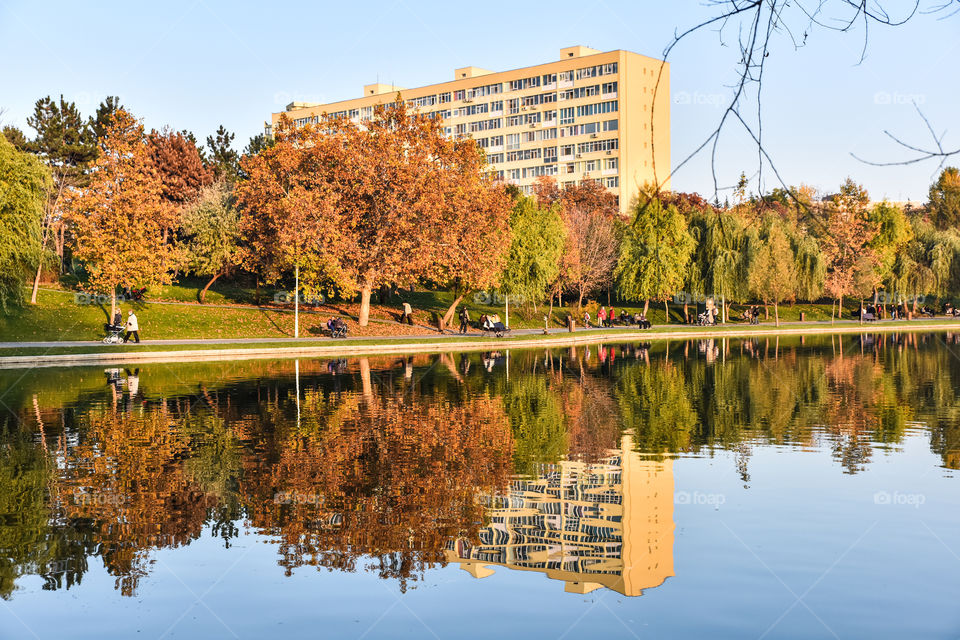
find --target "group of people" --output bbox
[582,306,651,329]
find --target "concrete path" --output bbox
[0,317,955,351]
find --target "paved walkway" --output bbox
[0,317,953,350]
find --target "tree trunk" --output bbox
[30,261,43,305]
[642,299,649,316]
[774,301,780,327]
[199,271,222,304]
[683,301,689,323]
[110,290,117,323]
[442,294,463,326]
[839,294,844,320]
[664,299,670,324]
[359,283,372,327]
[577,289,584,310]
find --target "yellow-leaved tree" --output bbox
[67,109,181,319]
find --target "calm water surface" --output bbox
[1,333,959,639]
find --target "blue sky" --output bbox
[1,0,956,201]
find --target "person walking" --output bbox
[401,301,413,325]
[583,310,591,328]
[609,306,616,326]
[458,306,470,334]
[123,310,140,343]
[599,306,607,328]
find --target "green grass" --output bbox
[6,279,948,346]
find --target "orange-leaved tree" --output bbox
[239,98,510,327]
[66,109,181,319]
[235,118,337,330]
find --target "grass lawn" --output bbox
[4,280,941,345]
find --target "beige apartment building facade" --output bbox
[270,46,670,214]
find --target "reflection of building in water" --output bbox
[446,434,674,595]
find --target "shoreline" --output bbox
[1,319,958,369]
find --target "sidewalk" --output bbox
[0,317,954,352]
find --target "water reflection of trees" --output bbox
[3,334,960,598]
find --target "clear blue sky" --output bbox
[1,0,956,201]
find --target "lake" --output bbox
[1,332,958,638]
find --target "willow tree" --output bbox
[66,109,181,319]
[0,136,51,310]
[500,194,565,314]
[867,201,913,307]
[749,218,797,326]
[615,199,694,321]
[688,210,755,322]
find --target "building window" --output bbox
[454,90,465,101]
[585,160,598,173]
[603,119,618,132]
[542,73,557,85]
[439,92,451,103]
[605,158,618,170]
[506,133,521,150]
[560,144,575,158]
[559,107,575,125]
[605,177,619,188]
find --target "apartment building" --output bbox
[270,46,670,214]
[444,433,675,596]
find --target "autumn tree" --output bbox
[554,178,618,308]
[181,182,239,303]
[236,120,336,335]
[430,140,511,325]
[0,136,51,310]
[820,179,879,317]
[146,127,212,207]
[614,199,694,320]
[749,217,798,326]
[239,100,510,327]
[929,167,960,230]
[66,109,181,319]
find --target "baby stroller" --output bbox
[327,317,348,338]
[103,323,125,344]
[697,310,716,326]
